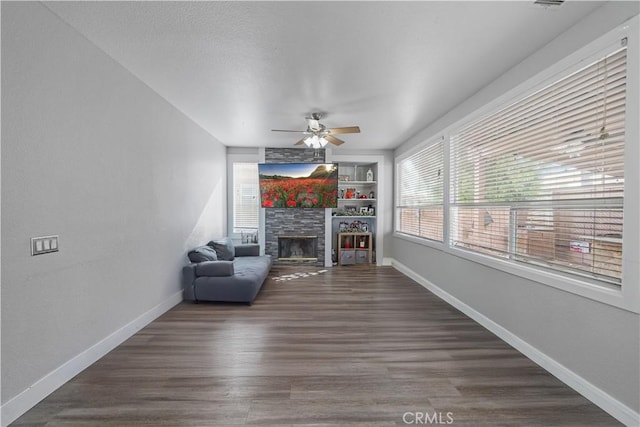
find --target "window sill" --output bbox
[394,232,638,314]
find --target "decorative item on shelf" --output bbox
[366,168,374,182]
[369,206,376,216]
[359,194,368,199]
[343,235,352,248]
[355,191,360,198]
[344,205,357,214]
[240,231,258,244]
[361,222,369,232]
[353,207,374,216]
[339,175,350,182]
[359,236,367,248]
[345,188,355,199]
[369,191,375,199]
[339,188,345,199]
[338,220,364,232]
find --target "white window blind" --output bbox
[450,47,626,285]
[397,140,444,242]
[232,163,259,232]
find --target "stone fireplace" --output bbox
[264,148,325,266]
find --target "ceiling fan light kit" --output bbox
[272,112,360,148]
[304,135,329,149]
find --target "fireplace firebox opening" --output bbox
[278,235,318,260]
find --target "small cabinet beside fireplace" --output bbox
[338,232,372,265]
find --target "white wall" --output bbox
[392,2,640,424]
[1,2,227,423]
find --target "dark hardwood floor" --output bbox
[12,265,620,426]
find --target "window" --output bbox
[396,139,444,242]
[232,162,259,233]
[449,47,626,285]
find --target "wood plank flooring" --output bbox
[12,265,621,426]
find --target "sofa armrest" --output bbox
[235,244,260,257]
[195,260,235,277]
[182,264,197,300]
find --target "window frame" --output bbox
[227,152,261,243]
[393,17,639,313]
[231,162,259,233]
[395,136,446,244]
[449,47,626,287]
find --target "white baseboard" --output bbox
[1,291,183,427]
[390,258,640,427]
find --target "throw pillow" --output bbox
[207,237,235,261]
[188,245,218,263]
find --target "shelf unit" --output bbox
[331,162,378,265]
[337,232,373,265]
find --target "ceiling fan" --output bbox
[272,113,360,148]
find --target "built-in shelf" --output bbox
[337,232,373,265]
[331,161,378,266]
[338,181,376,185]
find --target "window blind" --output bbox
[397,140,444,242]
[450,47,626,284]
[233,163,259,232]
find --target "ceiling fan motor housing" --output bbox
[306,113,324,132]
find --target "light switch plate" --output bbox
[31,235,59,256]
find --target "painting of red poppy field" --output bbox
[258,163,338,208]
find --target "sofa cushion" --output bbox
[232,256,272,283]
[234,243,260,257]
[188,245,218,263]
[208,237,235,261]
[196,260,234,277]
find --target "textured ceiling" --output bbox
[44,1,605,150]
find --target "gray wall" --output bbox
[392,1,640,414]
[1,1,227,407]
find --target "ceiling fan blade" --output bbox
[272,129,306,133]
[325,135,345,146]
[294,138,306,146]
[326,126,360,134]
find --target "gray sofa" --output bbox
[183,241,272,304]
